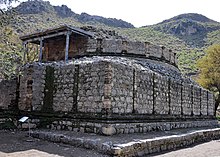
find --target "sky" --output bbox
[16,0,220,27]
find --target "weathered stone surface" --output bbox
[208,92,215,116]
[201,89,208,115]
[53,64,75,112]
[182,83,192,115]
[0,79,17,110]
[154,74,169,114]
[78,61,107,113]
[30,128,220,157]
[170,79,182,115]
[19,63,46,111]
[12,57,216,126]
[111,63,133,114]
[101,126,117,136]
[112,128,220,156]
[135,70,154,114]
[0,55,216,135]
[193,86,201,116]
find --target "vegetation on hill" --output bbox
[118,27,187,51]
[150,13,220,48]
[0,27,22,79]
[206,30,220,46]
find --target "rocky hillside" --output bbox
[149,13,220,48]
[15,0,134,28]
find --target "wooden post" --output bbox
[22,41,27,64]
[39,38,43,62]
[65,31,71,63]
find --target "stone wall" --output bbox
[53,64,75,112]
[19,64,46,111]
[78,61,106,113]
[17,58,215,118]
[86,38,178,65]
[26,117,218,135]
[0,79,17,110]
[111,63,133,114]
[193,86,201,116]
[182,83,192,115]
[170,79,182,115]
[154,74,169,115]
[201,89,208,115]
[13,57,216,134]
[208,92,215,115]
[135,69,154,114]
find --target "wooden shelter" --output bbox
[20,25,94,63]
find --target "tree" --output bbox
[197,44,220,112]
[0,0,17,27]
[0,27,22,79]
[0,0,23,80]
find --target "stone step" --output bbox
[30,127,220,157]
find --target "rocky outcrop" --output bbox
[160,13,218,24]
[54,5,77,18]
[15,0,55,14]
[78,13,134,28]
[148,13,220,48]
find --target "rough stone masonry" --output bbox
[0,26,217,135]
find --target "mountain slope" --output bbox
[148,13,220,48]
[15,0,134,28]
[159,13,218,24]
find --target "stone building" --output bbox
[0,25,217,135]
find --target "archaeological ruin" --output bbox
[0,25,217,135]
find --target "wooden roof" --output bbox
[20,25,94,43]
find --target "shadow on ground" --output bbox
[0,130,106,157]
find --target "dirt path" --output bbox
[0,130,107,157]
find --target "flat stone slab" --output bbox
[30,127,220,157]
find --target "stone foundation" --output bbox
[30,127,220,156]
[12,56,216,134]
[46,119,218,135]
[0,56,217,134]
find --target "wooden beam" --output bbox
[39,38,43,62]
[65,32,71,63]
[22,31,68,44]
[70,29,92,37]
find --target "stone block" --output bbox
[101,126,116,136]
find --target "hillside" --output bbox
[1,0,220,77]
[13,1,220,50]
[15,0,134,29]
[149,13,220,48]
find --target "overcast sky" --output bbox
[17,0,220,27]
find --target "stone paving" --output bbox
[30,126,220,157]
